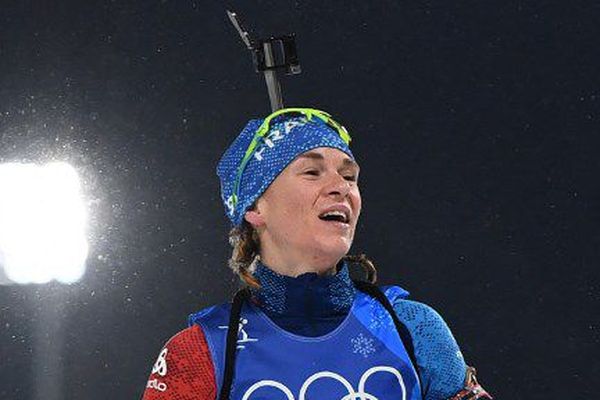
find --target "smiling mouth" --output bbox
[318,212,349,224]
[318,215,350,229]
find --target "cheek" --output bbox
[290,192,314,220]
[352,188,362,214]
[271,188,313,223]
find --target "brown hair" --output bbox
[227,220,377,287]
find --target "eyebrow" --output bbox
[297,151,360,171]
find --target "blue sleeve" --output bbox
[392,299,467,400]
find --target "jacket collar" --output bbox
[250,259,357,317]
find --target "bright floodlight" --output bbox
[0,162,88,284]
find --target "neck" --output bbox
[258,251,342,277]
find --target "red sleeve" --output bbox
[142,324,217,400]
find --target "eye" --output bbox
[304,170,320,176]
[344,175,358,182]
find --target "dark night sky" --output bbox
[0,1,598,399]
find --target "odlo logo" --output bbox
[152,348,168,376]
[146,378,167,393]
[147,348,168,392]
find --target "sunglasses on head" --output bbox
[231,107,352,209]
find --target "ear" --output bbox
[244,207,265,228]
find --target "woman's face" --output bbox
[246,147,361,274]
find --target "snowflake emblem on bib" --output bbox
[351,333,376,358]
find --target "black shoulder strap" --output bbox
[352,279,423,388]
[219,288,250,400]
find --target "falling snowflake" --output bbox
[351,333,376,358]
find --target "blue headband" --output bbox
[216,109,354,226]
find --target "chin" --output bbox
[311,241,352,264]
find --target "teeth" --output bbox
[320,210,348,222]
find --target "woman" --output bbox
[141,108,492,400]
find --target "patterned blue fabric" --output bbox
[216,113,354,226]
[250,260,356,337]
[391,299,467,399]
[246,262,467,399]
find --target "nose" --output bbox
[324,173,351,198]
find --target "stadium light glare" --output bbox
[0,162,88,284]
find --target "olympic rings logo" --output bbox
[241,365,407,400]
